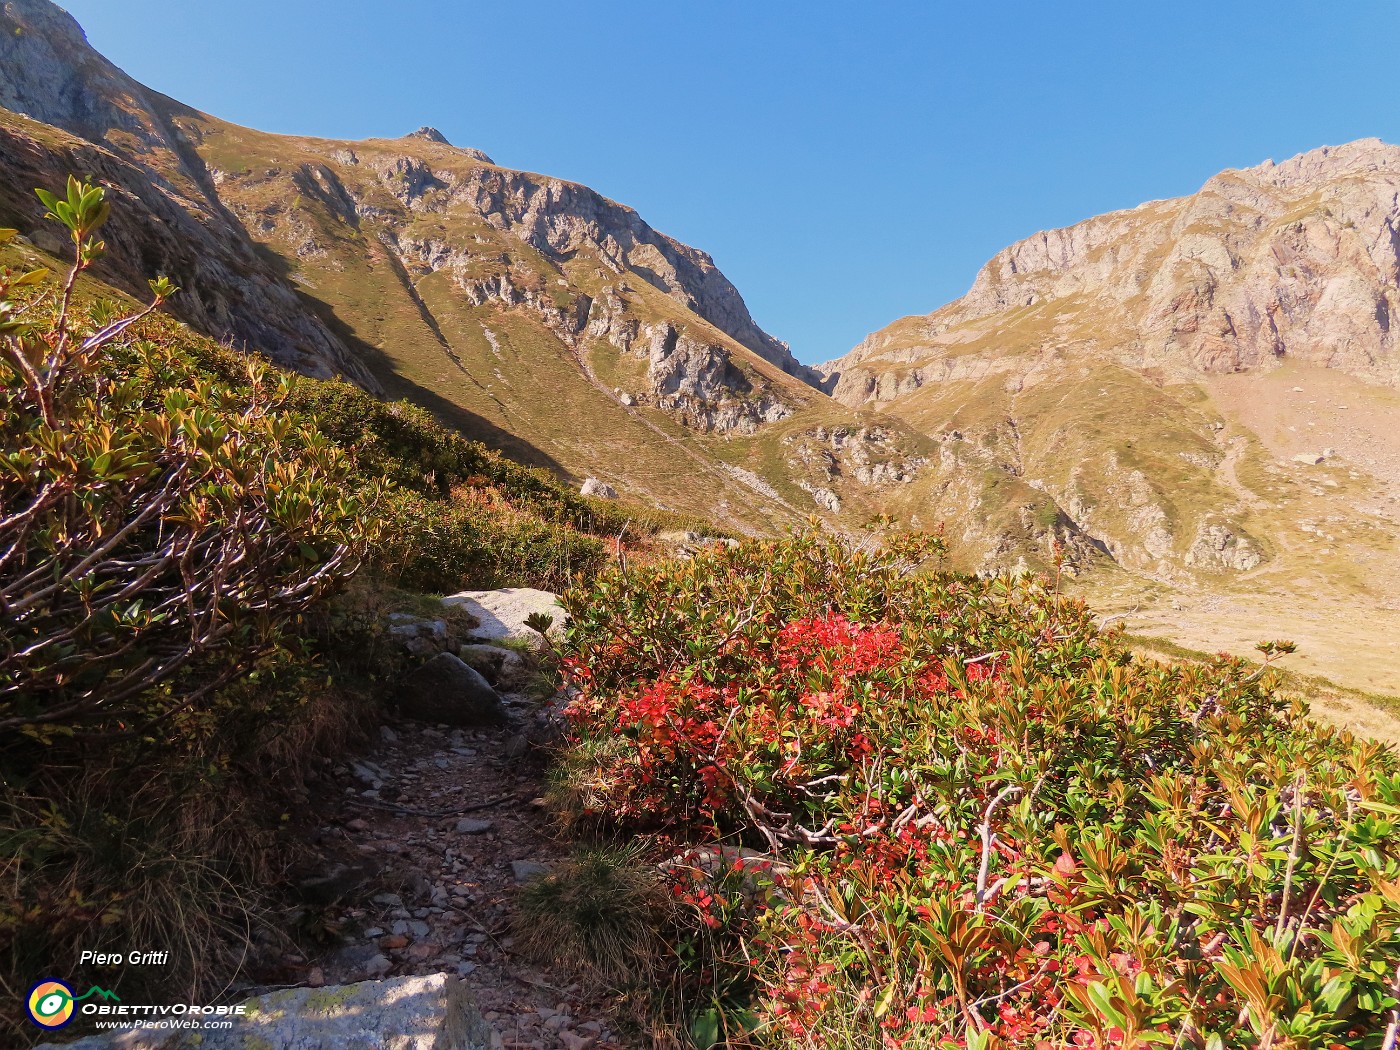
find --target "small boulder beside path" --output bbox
[398,653,507,727]
[458,644,530,691]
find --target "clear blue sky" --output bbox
[59,0,1399,365]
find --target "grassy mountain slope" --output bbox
[0,0,943,534]
[821,141,1400,699]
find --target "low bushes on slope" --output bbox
[278,380,647,592]
[0,179,375,735]
[181,328,726,594]
[0,177,712,1043]
[0,178,390,1043]
[555,532,1400,1049]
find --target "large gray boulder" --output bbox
[38,973,493,1049]
[580,477,617,499]
[397,653,507,726]
[440,588,568,643]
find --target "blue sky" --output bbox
[60,0,1398,364]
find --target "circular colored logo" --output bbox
[26,980,75,1028]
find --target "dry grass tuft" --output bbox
[513,846,673,992]
[543,737,633,833]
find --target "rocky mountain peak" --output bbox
[1,0,86,48]
[0,0,384,386]
[1244,137,1400,189]
[407,125,450,144]
[399,126,494,164]
[809,137,1400,596]
[0,0,167,152]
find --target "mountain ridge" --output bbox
[2,0,1399,696]
[0,0,811,384]
[822,137,1400,398]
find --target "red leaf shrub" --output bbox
[558,533,1400,1048]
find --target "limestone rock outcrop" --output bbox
[440,588,568,643]
[811,139,1400,581]
[824,139,1400,403]
[580,477,618,498]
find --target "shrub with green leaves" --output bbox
[0,178,377,733]
[559,532,1400,1049]
[277,379,714,592]
[378,488,608,593]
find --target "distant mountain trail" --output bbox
[1214,435,1269,512]
[1207,365,1400,502]
[564,337,805,521]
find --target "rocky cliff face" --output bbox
[403,156,803,378]
[0,0,810,447]
[292,137,808,379]
[177,120,810,442]
[9,0,1397,600]
[815,140,1400,585]
[0,1,381,386]
[824,139,1400,403]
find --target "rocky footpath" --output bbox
[41,589,624,1050]
[289,715,619,1050]
[39,719,617,1049]
[287,590,627,1049]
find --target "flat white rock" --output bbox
[440,588,567,642]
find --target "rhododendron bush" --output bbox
[558,533,1400,1049]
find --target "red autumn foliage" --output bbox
[558,533,1400,1048]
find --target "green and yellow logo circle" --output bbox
[26,980,75,1028]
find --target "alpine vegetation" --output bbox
[553,533,1400,1048]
